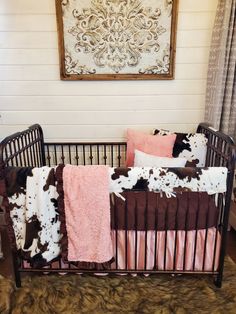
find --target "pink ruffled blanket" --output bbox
[63,165,113,263]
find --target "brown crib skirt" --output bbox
[110,192,219,231]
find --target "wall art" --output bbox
[56,0,178,80]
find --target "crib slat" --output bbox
[61,144,65,164]
[114,195,118,270]
[125,195,128,270]
[29,132,36,166]
[16,138,23,166]
[134,197,138,271]
[82,144,86,165]
[21,137,28,167]
[163,200,168,271]
[192,194,200,271]
[97,144,100,165]
[33,130,40,167]
[54,144,58,165]
[111,144,114,167]
[104,145,107,165]
[27,133,34,167]
[118,144,121,167]
[89,144,93,165]
[144,192,148,271]
[68,144,72,164]
[24,136,31,167]
[173,197,178,271]
[46,144,51,167]
[12,141,19,166]
[183,194,189,271]
[154,194,158,270]
[212,194,220,272]
[202,196,210,271]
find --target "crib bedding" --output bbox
[22,228,220,272]
[62,165,113,264]
[110,192,219,231]
[2,166,61,268]
[109,167,227,195]
[111,228,220,271]
[1,165,227,269]
[153,129,208,167]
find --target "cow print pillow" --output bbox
[153,129,208,167]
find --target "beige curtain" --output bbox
[205,0,236,140]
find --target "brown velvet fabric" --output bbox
[110,191,218,231]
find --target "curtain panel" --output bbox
[205,0,236,140]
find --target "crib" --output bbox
[0,123,235,288]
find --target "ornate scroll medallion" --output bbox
[56,0,178,80]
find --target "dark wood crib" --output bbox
[0,123,235,288]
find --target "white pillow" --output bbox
[134,150,187,167]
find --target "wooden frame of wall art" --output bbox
[55,0,178,80]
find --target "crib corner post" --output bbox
[12,251,21,288]
[214,274,222,288]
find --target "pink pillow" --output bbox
[126,129,176,167]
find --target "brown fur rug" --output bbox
[1,257,236,314]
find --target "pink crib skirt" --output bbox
[22,228,220,272]
[111,228,220,272]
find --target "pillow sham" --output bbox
[126,129,176,167]
[134,149,187,167]
[153,129,207,167]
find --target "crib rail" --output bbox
[0,124,46,168]
[44,142,127,167]
[197,123,236,287]
[0,123,235,170]
[197,122,235,169]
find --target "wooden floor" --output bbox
[1,227,236,280]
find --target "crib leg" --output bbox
[12,251,21,288]
[214,274,222,288]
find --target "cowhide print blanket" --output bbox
[109,167,227,195]
[2,167,61,268]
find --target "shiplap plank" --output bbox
[0,12,216,32]
[0,49,58,65]
[175,64,208,80]
[0,95,205,111]
[0,124,201,142]
[177,30,212,48]
[0,32,57,49]
[1,110,204,125]
[0,80,207,96]
[178,0,218,12]
[176,47,209,64]
[0,63,208,81]
[0,47,210,65]
[0,30,212,49]
[0,0,217,15]
[0,65,60,80]
[0,15,57,32]
[178,12,216,30]
[0,1,55,14]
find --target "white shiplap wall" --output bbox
[0,0,217,142]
